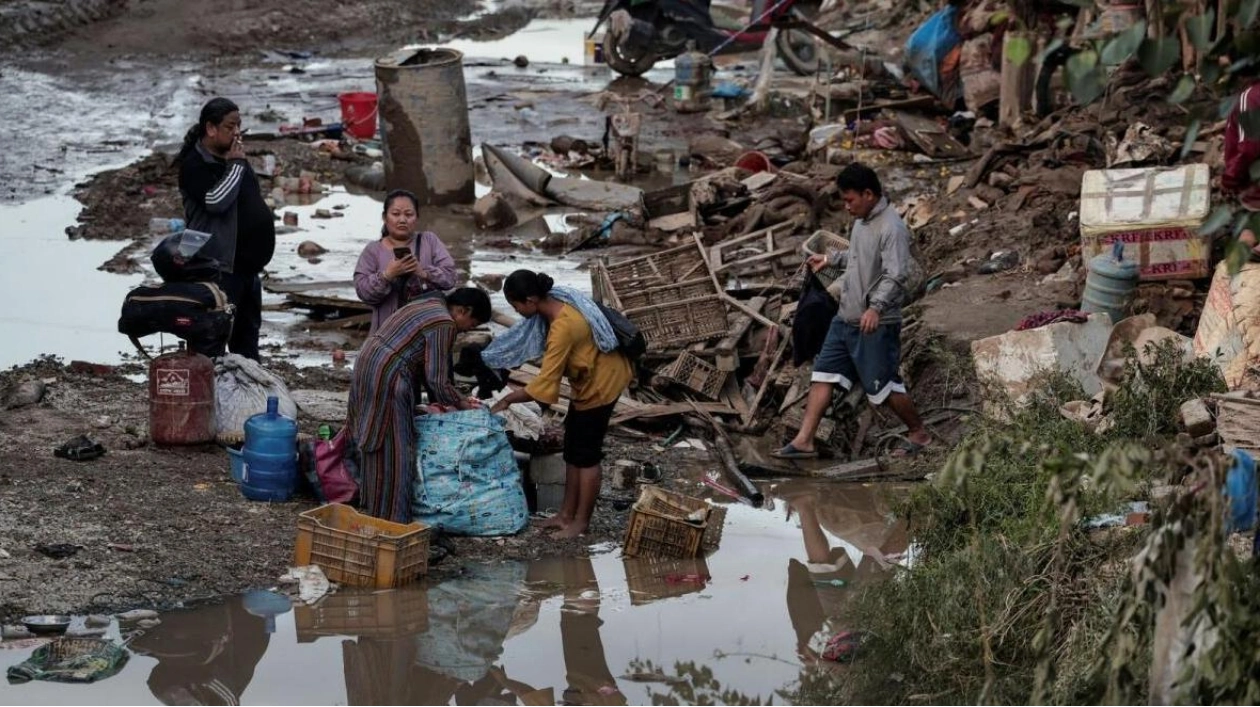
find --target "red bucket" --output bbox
[734,151,775,174]
[338,92,378,140]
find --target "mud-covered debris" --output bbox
[473,192,518,230]
[472,273,506,292]
[34,544,81,560]
[4,379,46,409]
[688,134,747,167]
[297,241,327,258]
[1179,398,1215,438]
[115,609,158,624]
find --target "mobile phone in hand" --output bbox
[393,247,410,259]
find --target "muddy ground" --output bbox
[0,356,719,622]
[1,0,1224,630]
[0,0,572,62]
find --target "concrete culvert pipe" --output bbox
[374,47,476,207]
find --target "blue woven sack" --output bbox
[412,408,528,536]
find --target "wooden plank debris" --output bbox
[888,110,969,159]
[714,296,766,372]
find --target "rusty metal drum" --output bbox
[149,342,216,446]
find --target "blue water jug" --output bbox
[1082,241,1139,324]
[241,590,291,634]
[241,396,298,502]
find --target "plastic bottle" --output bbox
[149,217,186,235]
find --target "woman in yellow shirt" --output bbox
[490,270,634,539]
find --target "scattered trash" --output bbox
[662,573,710,585]
[297,241,327,257]
[279,566,331,605]
[114,609,158,624]
[1060,391,1114,435]
[4,380,46,410]
[6,637,129,684]
[1083,501,1151,529]
[821,630,870,663]
[20,615,70,635]
[621,672,687,685]
[1016,309,1090,331]
[33,544,80,560]
[977,250,1020,274]
[52,435,105,462]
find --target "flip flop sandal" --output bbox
[53,435,106,462]
[771,443,818,460]
[886,436,926,458]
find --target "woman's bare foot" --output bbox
[550,520,588,539]
[535,514,570,530]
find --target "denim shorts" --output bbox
[811,319,906,404]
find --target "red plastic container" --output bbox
[338,92,378,140]
[149,343,216,446]
[734,151,775,174]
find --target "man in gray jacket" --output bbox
[774,163,930,459]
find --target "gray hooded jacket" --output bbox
[828,196,913,325]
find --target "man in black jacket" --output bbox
[177,97,276,360]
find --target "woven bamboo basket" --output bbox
[657,351,728,400]
[602,242,710,293]
[624,296,730,350]
[618,278,717,311]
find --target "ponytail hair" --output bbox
[447,287,493,324]
[502,269,555,304]
[176,97,240,165]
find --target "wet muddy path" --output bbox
[0,481,906,705]
[0,16,698,368]
[1,12,918,705]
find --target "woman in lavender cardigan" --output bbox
[354,189,459,333]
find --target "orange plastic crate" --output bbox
[622,487,726,559]
[293,503,429,588]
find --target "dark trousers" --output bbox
[220,270,262,361]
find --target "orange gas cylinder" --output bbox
[149,342,216,446]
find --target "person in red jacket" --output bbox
[1225,72,1260,253]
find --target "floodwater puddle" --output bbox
[0,481,907,704]
[0,196,144,369]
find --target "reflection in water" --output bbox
[527,557,626,706]
[129,598,271,705]
[291,559,628,706]
[623,658,771,706]
[779,480,906,667]
[102,485,908,706]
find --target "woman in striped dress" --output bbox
[348,288,492,523]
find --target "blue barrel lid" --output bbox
[1089,241,1139,279]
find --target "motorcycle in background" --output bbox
[590,0,824,78]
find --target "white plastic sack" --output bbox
[489,388,544,441]
[214,354,298,437]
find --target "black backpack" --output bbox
[118,281,235,357]
[597,302,647,361]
